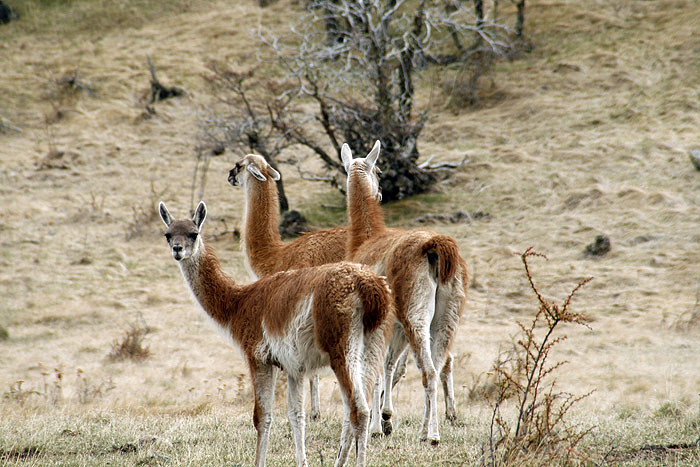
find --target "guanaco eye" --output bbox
[188,232,198,240]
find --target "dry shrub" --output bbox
[76,368,115,404]
[54,69,96,99]
[441,52,501,110]
[108,323,150,362]
[2,380,39,405]
[125,182,167,240]
[41,69,95,124]
[484,247,594,466]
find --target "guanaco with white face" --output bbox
[159,201,392,467]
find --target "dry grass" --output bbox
[107,323,150,362]
[1,0,700,464]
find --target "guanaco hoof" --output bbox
[381,413,393,436]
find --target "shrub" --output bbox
[108,323,150,362]
[484,247,594,465]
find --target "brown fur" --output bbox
[161,202,392,466]
[355,268,392,334]
[345,165,467,322]
[342,146,468,442]
[232,155,348,277]
[197,242,386,353]
[347,166,385,255]
[422,235,460,284]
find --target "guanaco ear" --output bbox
[267,165,281,181]
[366,140,381,170]
[341,143,353,173]
[246,164,267,182]
[159,202,172,227]
[193,201,207,229]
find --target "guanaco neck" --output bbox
[178,241,241,331]
[347,168,386,254]
[242,178,284,275]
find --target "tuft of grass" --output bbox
[108,323,150,362]
[383,192,453,226]
[0,324,8,340]
[655,401,684,419]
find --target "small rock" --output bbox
[688,149,700,171]
[0,1,18,25]
[585,235,611,256]
[209,143,225,156]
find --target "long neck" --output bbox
[243,179,283,271]
[178,241,240,330]
[347,169,386,254]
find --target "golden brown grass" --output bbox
[2,0,700,464]
[108,323,150,362]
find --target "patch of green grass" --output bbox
[296,190,347,228]
[297,188,458,230]
[655,401,684,419]
[618,406,638,420]
[382,191,453,226]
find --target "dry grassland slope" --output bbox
[0,0,699,464]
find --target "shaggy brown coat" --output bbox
[159,201,391,467]
[228,155,347,278]
[342,142,468,443]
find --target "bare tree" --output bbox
[512,0,526,37]
[203,0,517,202]
[199,65,294,213]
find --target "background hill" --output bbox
[1,0,699,464]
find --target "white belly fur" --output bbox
[257,294,329,378]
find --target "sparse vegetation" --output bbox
[2,0,700,465]
[202,0,523,202]
[125,182,168,240]
[484,248,593,465]
[108,323,151,362]
[76,368,115,404]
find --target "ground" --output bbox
[1,0,699,465]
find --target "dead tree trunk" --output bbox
[146,55,185,104]
[514,0,526,37]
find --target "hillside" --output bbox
[1,0,700,464]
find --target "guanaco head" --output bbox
[341,140,382,201]
[158,201,207,262]
[228,154,281,188]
